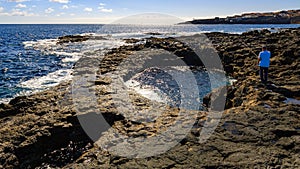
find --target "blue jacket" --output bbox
[259,50,271,68]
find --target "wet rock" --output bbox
[57,35,107,44]
[144,32,162,36]
[57,35,91,44]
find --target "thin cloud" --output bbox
[45,7,54,14]
[62,5,69,9]
[84,8,93,12]
[0,7,4,12]
[98,3,112,13]
[99,8,112,13]
[16,3,27,8]
[56,12,65,17]
[7,0,29,2]
[11,9,34,16]
[49,0,69,4]
[0,9,36,16]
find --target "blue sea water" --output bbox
[0,24,102,102]
[0,24,299,103]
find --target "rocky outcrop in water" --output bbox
[57,35,108,44]
[0,28,300,168]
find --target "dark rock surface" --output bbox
[57,35,108,44]
[0,28,300,168]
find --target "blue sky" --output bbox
[0,0,299,23]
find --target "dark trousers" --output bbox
[260,66,268,82]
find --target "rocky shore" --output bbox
[0,28,299,168]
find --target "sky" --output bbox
[0,0,299,24]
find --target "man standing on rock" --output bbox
[258,46,271,83]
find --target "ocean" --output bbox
[0,24,299,104]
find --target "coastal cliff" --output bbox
[0,28,300,168]
[181,9,300,24]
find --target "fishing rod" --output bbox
[241,41,259,57]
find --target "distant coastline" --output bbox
[181,9,300,24]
